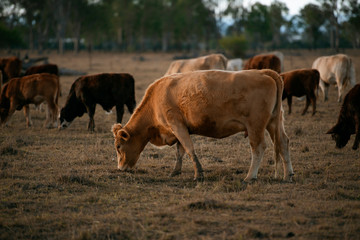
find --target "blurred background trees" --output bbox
[0,0,359,55]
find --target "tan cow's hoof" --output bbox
[194,173,204,182]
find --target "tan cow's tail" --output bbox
[348,57,356,88]
[260,69,283,118]
[219,54,228,70]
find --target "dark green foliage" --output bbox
[219,35,248,57]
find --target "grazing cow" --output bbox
[0,57,22,83]
[112,69,293,182]
[0,73,60,128]
[24,63,61,99]
[312,54,356,102]
[281,69,320,115]
[327,84,360,150]
[24,63,59,76]
[243,54,281,73]
[226,58,243,71]
[59,73,136,131]
[164,54,227,75]
[268,51,284,72]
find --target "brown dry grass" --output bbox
[1,49,360,240]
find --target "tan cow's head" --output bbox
[112,123,141,170]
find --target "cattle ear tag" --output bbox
[112,124,123,137]
[119,129,130,141]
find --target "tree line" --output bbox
[0,0,359,56]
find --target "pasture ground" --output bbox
[1,50,360,239]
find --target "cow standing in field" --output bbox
[327,84,360,150]
[243,54,281,73]
[281,69,320,116]
[312,54,356,102]
[59,73,136,132]
[0,57,22,84]
[0,73,60,128]
[226,58,243,71]
[164,54,228,75]
[112,69,293,182]
[24,63,59,76]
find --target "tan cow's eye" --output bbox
[117,144,120,149]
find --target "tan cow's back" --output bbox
[165,54,227,75]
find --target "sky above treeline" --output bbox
[217,0,318,16]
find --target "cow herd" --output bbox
[0,52,358,182]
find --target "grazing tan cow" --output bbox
[164,54,228,75]
[243,54,281,73]
[112,69,293,183]
[0,73,60,128]
[312,54,356,102]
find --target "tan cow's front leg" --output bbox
[170,142,185,177]
[169,123,204,181]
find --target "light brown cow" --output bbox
[164,54,228,75]
[0,73,60,128]
[312,54,356,102]
[243,54,281,73]
[112,69,293,182]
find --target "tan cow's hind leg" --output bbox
[337,81,343,103]
[23,105,32,127]
[168,122,204,181]
[267,115,294,181]
[170,142,185,177]
[244,129,267,182]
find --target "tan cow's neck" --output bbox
[123,91,155,148]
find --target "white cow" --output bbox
[226,58,243,71]
[312,54,356,102]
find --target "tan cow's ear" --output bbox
[112,123,123,137]
[119,129,130,141]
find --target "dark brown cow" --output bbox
[281,69,320,116]
[112,69,293,182]
[0,73,60,128]
[243,54,281,73]
[327,84,360,150]
[0,57,22,84]
[24,63,59,76]
[59,73,136,131]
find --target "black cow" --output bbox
[59,73,136,131]
[327,84,360,150]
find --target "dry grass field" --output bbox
[1,49,360,239]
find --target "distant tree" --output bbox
[269,1,289,48]
[342,0,360,48]
[318,0,342,52]
[299,4,325,49]
[244,2,272,50]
